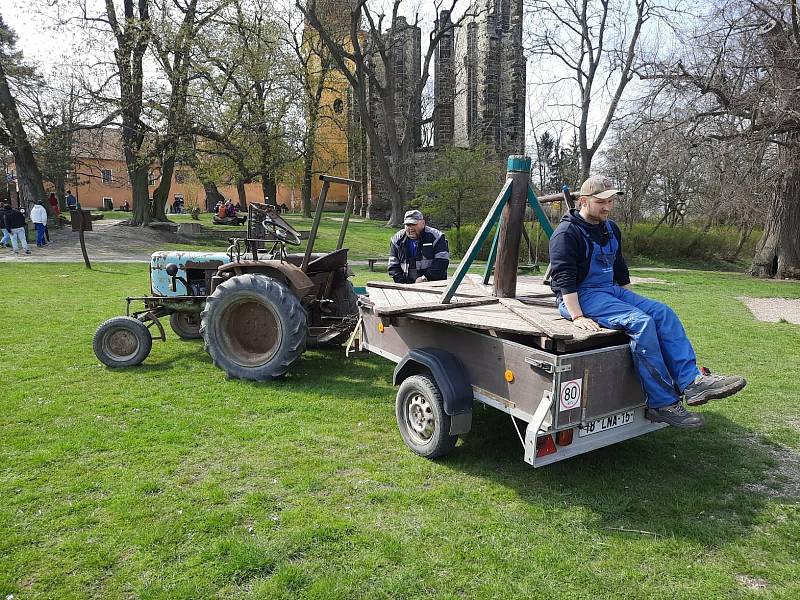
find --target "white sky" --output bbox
[1,0,669,165]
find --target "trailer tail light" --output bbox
[556,429,574,446]
[536,435,557,458]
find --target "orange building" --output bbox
[11,128,301,211]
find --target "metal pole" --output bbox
[493,155,531,298]
[301,179,329,272]
[323,183,359,299]
[76,202,91,269]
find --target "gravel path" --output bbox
[737,296,800,324]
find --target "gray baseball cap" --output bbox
[403,209,424,224]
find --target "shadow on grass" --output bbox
[440,406,782,545]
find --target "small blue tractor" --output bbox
[92,176,360,381]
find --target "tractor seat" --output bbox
[285,248,349,274]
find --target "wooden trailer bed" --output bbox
[362,274,628,352]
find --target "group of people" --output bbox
[386,175,746,430]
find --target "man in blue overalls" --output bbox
[548,176,747,428]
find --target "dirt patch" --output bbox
[735,574,769,590]
[741,436,800,501]
[630,276,670,285]
[0,218,188,263]
[737,297,800,325]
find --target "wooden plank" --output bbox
[497,298,573,340]
[374,297,500,316]
[406,309,541,334]
[366,286,389,307]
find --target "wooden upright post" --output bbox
[493,155,531,298]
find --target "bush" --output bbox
[445,220,757,266]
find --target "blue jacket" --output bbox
[548,209,630,299]
[388,226,450,283]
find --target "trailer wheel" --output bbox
[169,311,202,339]
[93,316,153,368]
[396,374,458,458]
[201,274,307,381]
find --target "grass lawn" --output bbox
[1,264,799,599]
[168,212,394,261]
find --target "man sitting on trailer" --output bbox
[548,175,746,429]
[388,209,450,284]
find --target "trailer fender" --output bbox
[393,348,472,435]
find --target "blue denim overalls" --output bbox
[558,221,700,408]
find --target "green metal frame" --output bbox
[440,155,564,303]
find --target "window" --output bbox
[101,168,112,183]
[175,171,187,184]
[333,98,344,114]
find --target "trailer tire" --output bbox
[396,374,458,458]
[201,274,307,381]
[169,311,202,339]
[93,316,153,368]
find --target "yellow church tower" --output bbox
[302,1,358,206]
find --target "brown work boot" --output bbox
[683,372,747,406]
[646,402,705,428]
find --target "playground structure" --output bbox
[355,156,666,466]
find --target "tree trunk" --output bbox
[151,152,175,221]
[261,174,276,207]
[202,180,225,212]
[749,139,800,279]
[130,166,151,226]
[301,153,313,218]
[0,60,47,214]
[236,179,247,207]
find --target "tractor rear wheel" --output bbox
[200,274,307,380]
[93,316,153,368]
[170,311,202,339]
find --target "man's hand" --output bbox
[415,275,428,283]
[572,316,601,331]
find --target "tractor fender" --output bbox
[217,261,314,298]
[393,348,472,434]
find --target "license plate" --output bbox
[578,410,635,437]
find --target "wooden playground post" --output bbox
[493,155,531,298]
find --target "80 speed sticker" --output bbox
[559,378,583,412]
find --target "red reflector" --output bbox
[536,434,557,457]
[556,429,574,446]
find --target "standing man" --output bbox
[30,200,48,247]
[65,190,77,211]
[0,204,11,248]
[388,209,450,284]
[2,203,31,255]
[548,175,746,428]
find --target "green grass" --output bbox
[1,264,799,598]
[168,212,393,260]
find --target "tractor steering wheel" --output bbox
[262,216,301,246]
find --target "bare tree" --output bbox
[149,0,228,221]
[638,0,800,279]
[525,0,662,179]
[298,0,473,227]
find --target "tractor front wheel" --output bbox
[93,316,153,368]
[200,274,307,381]
[170,311,202,339]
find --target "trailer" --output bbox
[353,155,666,467]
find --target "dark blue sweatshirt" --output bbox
[548,209,631,299]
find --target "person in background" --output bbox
[0,204,11,248]
[65,190,77,211]
[30,200,48,247]
[2,203,30,255]
[48,192,61,217]
[388,209,450,284]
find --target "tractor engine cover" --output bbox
[150,251,231,297]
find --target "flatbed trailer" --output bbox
[356,274,667,467]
